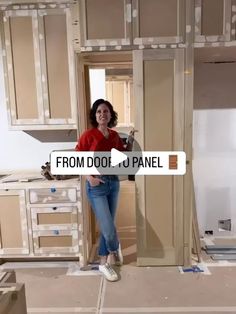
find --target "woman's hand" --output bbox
[126,128,138,151]
[87,175,105,187]
[127,128,138,144]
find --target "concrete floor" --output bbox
[9,260,236,314]
[2,184,236,314]
[3,236,236,314]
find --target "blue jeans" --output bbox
[86,176,120,256]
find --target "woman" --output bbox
[75,99,134,282]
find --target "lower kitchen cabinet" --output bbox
[0,190,29,255]
[0,176,86,265]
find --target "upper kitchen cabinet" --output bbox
[195,0,232,43]
[79,0,132,49]
[132,0,186,45]
[79,0,186,50]
[1,7,77,130]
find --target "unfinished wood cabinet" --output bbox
[0,177,86,265]
[2,7,77,130]
[79,0,132,48]
[132,0,186,45]
[0,190,29,255]
[133,49,185,266]
[29,187,81,255]
[79,0,186,49]
[195,0,232,42]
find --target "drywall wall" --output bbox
[0,41,77,172]
[89,69,106,105]
[193,62,236,236]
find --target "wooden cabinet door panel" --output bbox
[80,0,131,47]
[39,9,77,125]
[133,49,185,266]
[195,0,231,42]
[0,190,29,255]
[3,10,43,126]
[133,0,185,44]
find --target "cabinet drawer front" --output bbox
[29,188,77,204]
[31,206,78,230]
[32,230,79,254]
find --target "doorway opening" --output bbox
[78,52,137,265]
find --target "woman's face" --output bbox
[95,103,111,127]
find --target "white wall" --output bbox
[193,62,236,236]
[89,69,106,105]
[0,41,77,172]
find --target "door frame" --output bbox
[76,51,133,261]
[76,49,193,265]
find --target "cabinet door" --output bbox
[133,49,185,266]
[79,0,131,48]
[195,0,231,42]
[132,0,185,45]
[38,8,77,126]
[3,10,44,126]
[0,190,29,255]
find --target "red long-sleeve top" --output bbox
[75,127,125,152]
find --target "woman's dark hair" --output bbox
[90,99,118,128]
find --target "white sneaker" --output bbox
[99,263,118,282]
